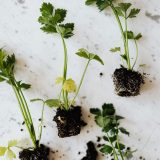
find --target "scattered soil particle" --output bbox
[22,121,25,125]
[20,129,23,132]
[97,137,101,142]
[113,67,144,96]
[81,141,98,160]
[99,72,103,77]
[54,106,87,138]
[19,144,50,160]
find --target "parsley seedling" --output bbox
[38,2,104,110]
[0,49,46,158]
[86,0,142,70]
[90,103,136,160]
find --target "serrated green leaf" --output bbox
[76,49,104,65]
[0,147,7,156]
[95,116,110,128]
[58,23,74,38]
[40,2,54,16]
[115,115,124,120]
[54,9,67,23]
[124,31,134,39]
[103,135,116,143]
[45,99,60,107]
[115,142,125,150]
[128,8,140,18]
[90,108,101,116]
[100,145,113,154]
[85,0,96,5]
[96,0,110,11]
[89,53,104,65]
[119,127,130,136]
[115,7,124,17]
[6,149,16,160]
[102,103,115,116]
[135,33,142,40]
[110,47,121,53]
[8,140,17,147]
[118,3,132,12]
[121,54,127,61]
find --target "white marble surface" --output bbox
[0,0,160,159]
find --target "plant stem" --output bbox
[70,59,90,107]
[60,34,69,109]
[132,39,138,70]
[38,101,45,144]
[106,132,119,160]
[11,78,37,148]
[124,13,131,70]
[110,4,126,54]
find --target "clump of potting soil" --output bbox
[113,67,144,96]
[54,106,86,138]
[19,144,50,160]
[81,141,98,160]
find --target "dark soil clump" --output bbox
[54,106,86,138]
[113,67,144,97]
[81,141,98,160]
[19,144,50,160]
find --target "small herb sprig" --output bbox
[0,49,45,158]
[90,103,136,159]
[38,3,104,110]
[86,0,142,70]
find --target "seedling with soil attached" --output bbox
[86,0,144,97]
[90,103,136,160]
[0,49,50,160]
[38,2,104,138]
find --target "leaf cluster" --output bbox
[0,49,31,89]
[0,140,17,160]
[90,103,133,157]
[114,3,140,19]
[38,2,74,38]
[85,0,114,11]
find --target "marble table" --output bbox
[0,0,160,159]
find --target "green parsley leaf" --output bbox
[76,48,104,65]
[100,145,113,154]
[119,127,130,136]
[110,47,121,53]
[38,2,74,38]
[118,3,132,12]
[90,108,101,116]
[6,149,16,160]
[102,103,115,116]
[45,99,60,108]
[85,0,96,5]
[128,8,140,18]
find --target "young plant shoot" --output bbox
[86,0,144,97]
[90,103,136,160]
[38,2,104,137]
[0,49,50,160]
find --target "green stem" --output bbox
[60,34,69,109]
[124,13,131,70]
[12,83,37,148]
[38,102,45,144]
[110,4,126,54]
[132,39,138,70]
[106,132,119,160]
[70,59,90,107]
